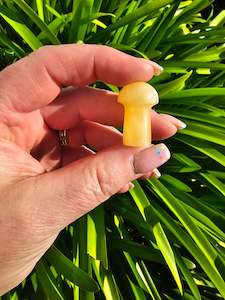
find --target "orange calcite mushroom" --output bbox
[118,82,159,147]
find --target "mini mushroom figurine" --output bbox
[118,82,159,147]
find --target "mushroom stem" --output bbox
[123,105,151,147]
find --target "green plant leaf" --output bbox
[36,0,44,21]
[35,260,64,300]
[91,258,121,300]
[153,221,183,294]
[0,28,25,57]
[0,5,42,50]
[156,71,192,96]
[87,206,108,269]
[176,135,225,168]
[147,196,225,298]
[45,246,99,292]
[178,121,225,147]
[114,214,162,299]
[90,0,176,42]
[200,172,225,198]
[130,182,183,294]
[174,250,201,300]
[12,0,60,44]
[160,174,192,192]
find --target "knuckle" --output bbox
[28,45,53,62]
[94,162,114,200]
[33,45,51,56]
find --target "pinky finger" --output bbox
[118,182,135,194]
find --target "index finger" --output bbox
[0,44,159,113]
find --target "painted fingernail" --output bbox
[133,144,170,174]
[118,182,135,193]
[128,182,135,190]
[150,62,164,76]
[177,120,187,129]
[152,168,161,179]
[160,114,187,130]
[140,168,161,180]
[154,65,164,76]
[140,171,152,180]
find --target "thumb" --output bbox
[35,144,170,229]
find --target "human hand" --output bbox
[0,44,183,294]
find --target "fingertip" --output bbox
[152,111,178,140]
[137,58,156,81]
[133,143,170,174]
[148,61,164,76]
[139,168,161,180]
[95,46,156,85]
[160,114,187,130]
[118,182,135,193]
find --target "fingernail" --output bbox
[177,120,187,129]
[128,182,135,190]
[118,182,135,193]
[150,61,164,76]
[160,114,187,130]
[140,168,161,180]
[152,168,161,179]
[139,172,152,180]
[133,144,170,174]
[154,65,164,76]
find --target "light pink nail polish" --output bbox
[160,114,187,130]
[118,182,135,193]
[150,62,164,76]
[154,65,164,76]
[154,144,171,160]
[152,168,161,179]
[133,143,170,174]
[128,182,135,190]
[177,120,187,129]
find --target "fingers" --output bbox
[66,111,178,143]
[139,168,161,180]
[160,114,187,129]
[63,118,176,151]
[42,86,179,141]
[66,120,123,150]
[33,143,170,229]
[42,86,123,129]
[151,110,178,140]
[118,182,135,194]
[0,44,159,113]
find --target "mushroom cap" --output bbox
[118,82,159,106]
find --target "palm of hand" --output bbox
[0,109,65,291]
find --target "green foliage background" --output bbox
[0,0,225,299]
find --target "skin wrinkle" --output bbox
[0,232,57,296]
[31,50,61,109]
[37,47,66,89]
[91,49,98,85]
[95,162,114,201]
[6,63,38,113]
[31,47,60,89]
[44,162,87,220]
[55,175,98,222]
[81,123,89,146]
[14,177,60,235]
[42,45,92,87]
